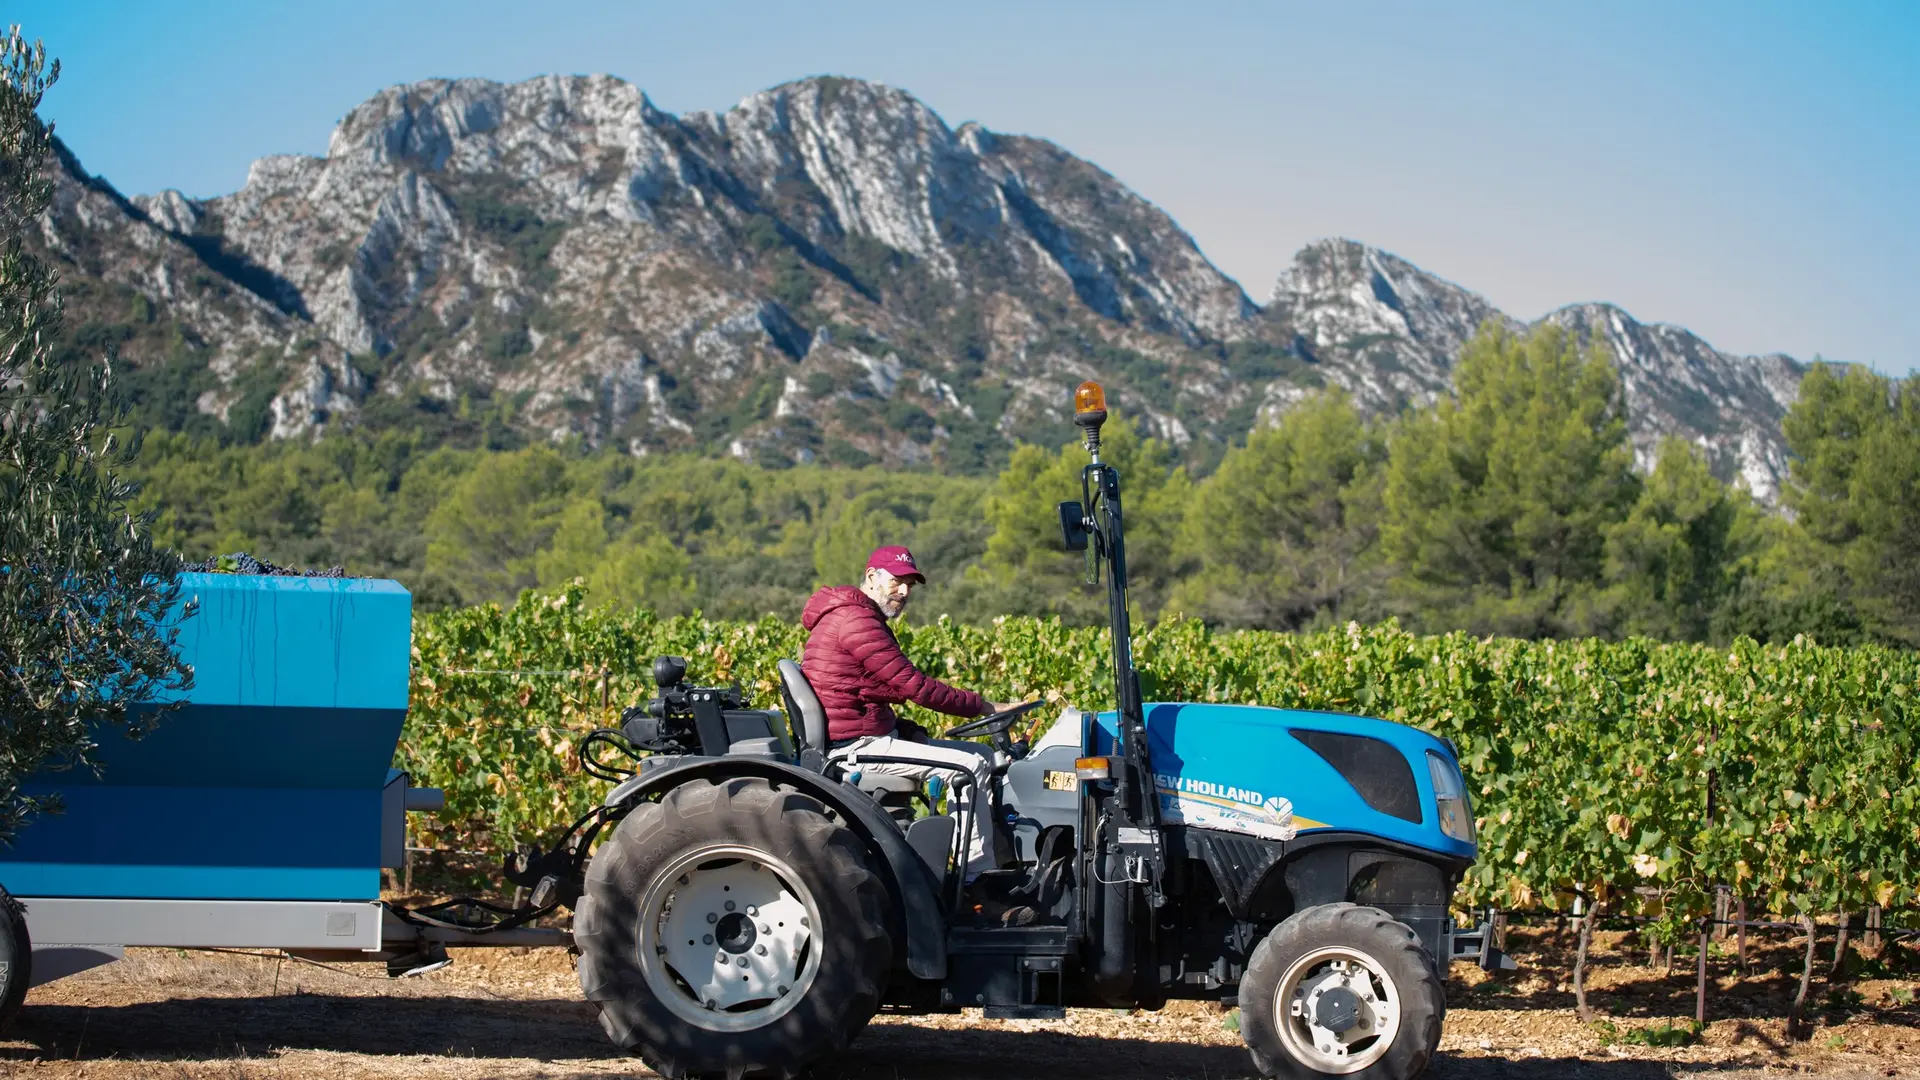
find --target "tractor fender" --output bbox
[603,757,948,980]
[1189,828,1470,964]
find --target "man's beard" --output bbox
[880,597,907,620]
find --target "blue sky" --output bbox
[18,1,1919,374]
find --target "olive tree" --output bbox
[0,27,193,846]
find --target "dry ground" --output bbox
[2,927,1917,1079]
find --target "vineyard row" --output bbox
[401,584,1920,920]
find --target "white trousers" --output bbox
[828,733,1000,880]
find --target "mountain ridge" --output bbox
[37,72,1806,498]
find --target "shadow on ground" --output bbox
[2,993,1805,1080]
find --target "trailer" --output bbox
[0,571,565,1008]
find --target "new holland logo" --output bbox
[1152,773,1298,841]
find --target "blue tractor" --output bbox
[559,382,1505,1079]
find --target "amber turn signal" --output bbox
[1074,756,1113,781]
[1073,381,1107,419]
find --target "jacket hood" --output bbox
[801,584,876,631]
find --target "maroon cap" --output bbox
[865,545,925,583]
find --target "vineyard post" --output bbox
[1788,912,1818,1041]
[1864,905,1881,953]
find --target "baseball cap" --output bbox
[865,545,925,583]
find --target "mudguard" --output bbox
[602,757,948,980]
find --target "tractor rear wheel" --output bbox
[1,886,30,1033]
[576,777,893,1078]
[1239,902,1444,1079]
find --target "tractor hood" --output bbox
[1080,702,1478,863]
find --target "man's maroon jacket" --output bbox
[799,585,987,743]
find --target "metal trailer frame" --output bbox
[7,770,573,989]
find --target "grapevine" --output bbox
[403,584,1920,922]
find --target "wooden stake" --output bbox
[1713,887,1730,941]
[1865,905,1882,954]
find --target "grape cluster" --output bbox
[182,552,348,578]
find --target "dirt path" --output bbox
[1,946,1914,1079]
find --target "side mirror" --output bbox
[1058,501,1089,551]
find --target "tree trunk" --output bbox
[1695,918,1710,1024]
[1830,907,1851,982]
[1574,901,1600,1024]
[1736,896,1749,976]
[1789,913,1818,1041]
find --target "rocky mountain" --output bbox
[1254,241,1805,501]
[35,73,1806,497]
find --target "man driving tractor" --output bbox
[800,546,1028,914]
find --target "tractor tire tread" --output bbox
[576,776,892,1078]
[0,886,29,1034]
[1239,902,1445,1080]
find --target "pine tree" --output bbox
[1380,322,1640,637]
[1168,390,1386,629]
[0,28,193,846]
[1782,363,1920,646]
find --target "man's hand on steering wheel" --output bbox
[945,700,1047,752]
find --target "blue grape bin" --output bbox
[0,573,413,901]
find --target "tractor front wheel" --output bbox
[1239,902,1444,1079]
[575,777,893,1078]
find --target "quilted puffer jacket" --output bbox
[799,585,988,742]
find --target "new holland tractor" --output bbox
[549,382,1503,1079]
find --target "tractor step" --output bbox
[983,1005,1066,1020]
[947,925,1072,954]
[939,946,1069,1013]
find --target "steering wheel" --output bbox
[945,700,1046,741]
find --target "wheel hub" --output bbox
[645,852,819,1028]
[1276,949,1400,1074]
[1313,984,1362,1033]
[715,911,757,954]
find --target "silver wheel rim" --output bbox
[637,844,823,1031]
[1273,945,1402,1074]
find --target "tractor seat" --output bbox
[775,659,922,803]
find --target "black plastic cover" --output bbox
[1289,729,1422,823]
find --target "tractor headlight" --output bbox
[1426,750,1475,843]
